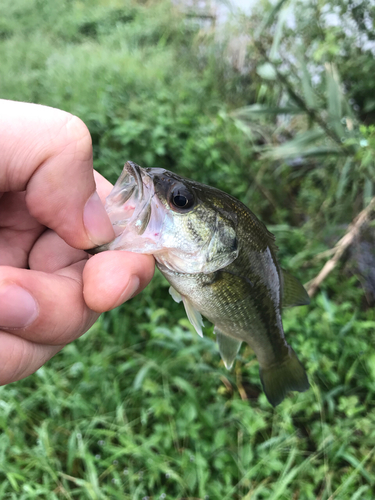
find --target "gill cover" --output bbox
[199,212,238,273]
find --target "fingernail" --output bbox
[0,284,38,328]
[127,276,141,299]
[84,192,115,246]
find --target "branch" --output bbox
[306,197,375,297]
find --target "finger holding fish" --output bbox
[83,251,154,312]
[28,170,155,312]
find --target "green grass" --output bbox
[1,272,375,499]
[1,0,375,498]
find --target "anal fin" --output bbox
[215,328,242,369]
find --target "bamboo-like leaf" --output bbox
[360,149,373,170]
[255,0,290,38]
[342,94,356,123]
[264,146,341,160]
[299,52,317,109]
[336,157,352,200]
[364,176,373,206]
[270,1,292,61]
[233,104,303,118]
[325,62,345,138]
[262,128,333,160]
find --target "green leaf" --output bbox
[257,62,277,80]
[233,104,303,117]
[255,0,290,37]
[133,363,154,390]
[270,1,292,61]
[263,128,340,160]
[363,177,373,206]
[336,158,352,200]
[299,52,317,109]
[325,63,345,138]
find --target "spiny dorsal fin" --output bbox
[215,328,242,369]
[281,269,310,308]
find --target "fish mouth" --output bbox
[107,161,144,217]
[87,161,154,254]
[117,161,144,205]
[107,161,153,234]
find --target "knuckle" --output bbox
[58,114,93,163]
[63,114,91,146]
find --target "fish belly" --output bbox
[158,264,288,367]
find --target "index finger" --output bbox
[0,99,114,248]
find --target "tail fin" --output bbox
[259,348,310,407]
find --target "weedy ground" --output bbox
[1,270,375,499]
[1,0,375,498]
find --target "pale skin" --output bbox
[0,100,155,385]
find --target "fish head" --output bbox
[91,162,239,274]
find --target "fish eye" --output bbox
[169,184,195,211]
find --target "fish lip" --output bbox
[86,162,162,255]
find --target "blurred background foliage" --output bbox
[1,0,375,498]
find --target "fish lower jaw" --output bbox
[155,256,187,274]
[155,253,212,275]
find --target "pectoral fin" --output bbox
[215,328,242,369]
[281,269,310,308]
[169,286,182,303]
[169,286,204,337]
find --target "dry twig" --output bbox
[306,197,375,297]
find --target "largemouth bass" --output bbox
[90,161,310,406]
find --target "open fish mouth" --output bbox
[103,161,155,238]
[88,162,165,255]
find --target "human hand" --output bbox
[0,100,155,385]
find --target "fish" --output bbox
[89,161,310,406]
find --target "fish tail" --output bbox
[259,348,310,407]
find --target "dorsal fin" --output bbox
[281,269,310,308]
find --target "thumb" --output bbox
[0,99,114,248]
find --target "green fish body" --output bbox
[90,161,310,406]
